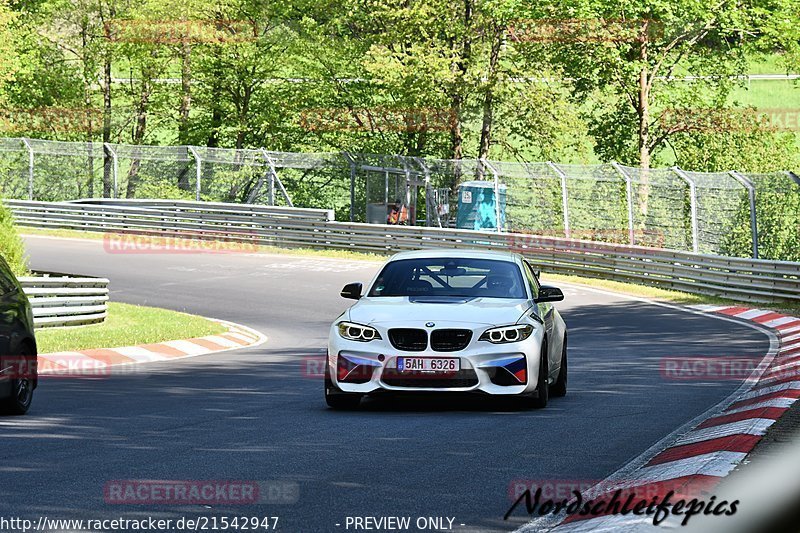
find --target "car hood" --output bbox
[347,296,532,327]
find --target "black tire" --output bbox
[324,365,362,410]
[524,341,549,409]
[550,335,567,398]
[2,347,35,415]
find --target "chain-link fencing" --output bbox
[0,137,797,260]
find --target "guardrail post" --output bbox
[187,146,202,201]
[729,170,759,259]
[481,159,502,232]
[672,167,700,254]
[21,138,34,200]
[611,162,636,245]
[547,161,571,239]
[103,143,119,199]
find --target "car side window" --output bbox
[521,261,539,299]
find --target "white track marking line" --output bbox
[735,309,772,320]
[765,317,800,328]
[673,419,776,446]
[224,331,255,343]
[765,359,800,376]
[779,339,800,351]
[202,335,242,348]
[779,324,800,335]
[723,397,797,415]
[735,381,800,402]
[111,346,170,363]
[615,451,745,485]
[161,340,210,356]
[690,304,730,313]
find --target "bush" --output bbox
[0,201,28,275]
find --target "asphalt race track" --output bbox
[1,236,770,532]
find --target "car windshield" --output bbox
[368,257,527,299]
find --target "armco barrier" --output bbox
[8,199,800,303]
[19,273,109,328]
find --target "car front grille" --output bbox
[381,368,479,388]
[430,329,472,352]
[388,328,428,351]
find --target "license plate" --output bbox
[397,357,460,373]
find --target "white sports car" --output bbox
[325,249,568,409]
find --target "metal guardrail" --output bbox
[9,200,800,303]
[65,199,334,221]
[19,273,109,328]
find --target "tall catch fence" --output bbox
[0,136,797,261]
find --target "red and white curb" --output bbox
[517,305,799,532]
[38,320,266,376]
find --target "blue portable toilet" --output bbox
[456,181,506,230]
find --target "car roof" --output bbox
[388,248,521,262]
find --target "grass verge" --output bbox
[36,302,227,354]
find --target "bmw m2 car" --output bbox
[325,249,567,409]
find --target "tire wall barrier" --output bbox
[19,272,109,328]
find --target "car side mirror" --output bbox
[341,282,363,300]
[535,286,564,303]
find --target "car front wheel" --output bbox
[523,341,549,409]
[324,366,362,410]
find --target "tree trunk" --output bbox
[637,38,651,217]
[177,42,192,190]
[81,21,95,198]
[101,4,114,198]
[478,27,503,161]
[449,0,472,192]
[126,79,151,198]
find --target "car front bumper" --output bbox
[327,322,545,396]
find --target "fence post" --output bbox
[261,151,275,206]
[547,161,570,239]
[671,166,700,253]
[341,152,356,222]
[21,138,34,200]
[103,143,118,199]
[729,171,759,259]
[260,149,292,207]
[481,159,502,232]
[187,146,202,201]
[611,162,636,245]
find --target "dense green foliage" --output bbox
[0,200,27,275]
[0,0,795,170]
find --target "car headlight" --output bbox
[338,321,382,342]
[479,324,534,344]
